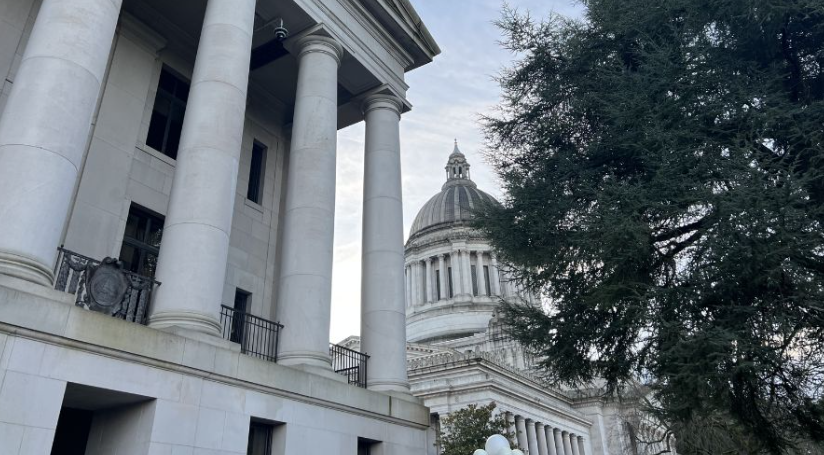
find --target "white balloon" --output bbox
[485,434,511,455]
[473,450,489,455]
[512,450,526,455]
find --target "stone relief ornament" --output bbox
[85,257,129,316]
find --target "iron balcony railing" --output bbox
[53,247,160,325]
[220,305,283,363]
[330,343,369,388]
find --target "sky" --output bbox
[329,0,584,342]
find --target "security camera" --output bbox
[273,18,288,41]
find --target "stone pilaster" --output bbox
[437,254,446,300]
[276,35,344,369]
[424,257,433,303]
[151,0,256,335]
[476,251,487,296]
[0,0,123,286]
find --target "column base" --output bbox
[368,379,411,395]
[148,310,221,337]
[0,251,54,287]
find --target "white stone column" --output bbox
[476,252,487,296]
[0,0,123,285]
[276,35,344,369]
[570,434,581,455]
[506,412,517,444]
[405,265,412,308]
[577,437,586,455]
[554,429,565,455]
[149,0,256,334]
[515,415,528,451]
[545,426,558,455]
[437,254,446,301]
[563,432,573,455]
[424,257,434,303]
[450,251,462,297]
[490,254,501,296]
[462,249,473,296]
[409,261,418,307]
[359,93,409,393]
[536,423,549,455]
[527,420,540,455]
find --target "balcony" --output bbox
[53,247,160,325]
[219,304,283,363]
[330,343,369,388]
[54,247,369,388]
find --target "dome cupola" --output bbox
[408,141,498,240]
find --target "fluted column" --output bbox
[437,254,446,300]
[360,93,409,393]
[570,434,581,455]
[459,249,470,295]
[506,412,517,444]
[404,265,410,307]
[424,257,434,303]
[276,35,344,369]
[525,419,539,455]
[476,251,487,296]
[490,254,501,296]
[536,423,549,455]
[0,0,123,285]
[577,436,586,455]
[562,431,573,455]
[151,0,256,334]
[515,415,528,451]
[450,251,463,296]
[554,429,565,455]
[545,426,558,455]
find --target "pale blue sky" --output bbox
[330,0,584,341]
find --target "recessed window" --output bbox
[471,265,478,296]
[483,265,491,295]
[146,67,190,159]
[119,205,164,278]
[230,288,251,345]
[447,266,454,298]
[435,270,441,300]
[247,141,267,204]
[247,421,273,455]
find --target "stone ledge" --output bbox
[0,277,430,428]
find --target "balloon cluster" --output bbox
[473,434,525,455]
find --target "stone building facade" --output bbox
[0,0,439,453]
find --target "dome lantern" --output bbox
[445,139,471,182]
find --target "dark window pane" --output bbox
[247,142,267,203]
[146,67,189,159]
[247,422,273,455]
[119,205,164,279]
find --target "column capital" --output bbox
[362,93,403,116]
[296,35,344,66]
[425,257,432,264]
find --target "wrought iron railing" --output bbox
[330,343,369,388]
[53,247,160,325]
[220,305,283,363]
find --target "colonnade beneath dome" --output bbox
[406,248,522,307]
[505,412,588,455]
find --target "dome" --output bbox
[408,141,499,238]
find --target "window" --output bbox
[435,270,441,301]
[119,205,164,278]
[231,288,250,346]
[247,421,273,455]
[447,267,454,298]
[483,265,491,295]
[471,265,478,296]
[247,141,267,204]
[358,438,380,455]
[146,67,190,159]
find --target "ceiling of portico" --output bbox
[123,0,383,128]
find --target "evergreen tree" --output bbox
[479,1,824,452]
[438,403,517,455]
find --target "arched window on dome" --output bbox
[458,166,463,178]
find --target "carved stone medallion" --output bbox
[86,258,129,315]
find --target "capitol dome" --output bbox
[404,141,517,344]
[408,142,499,240]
